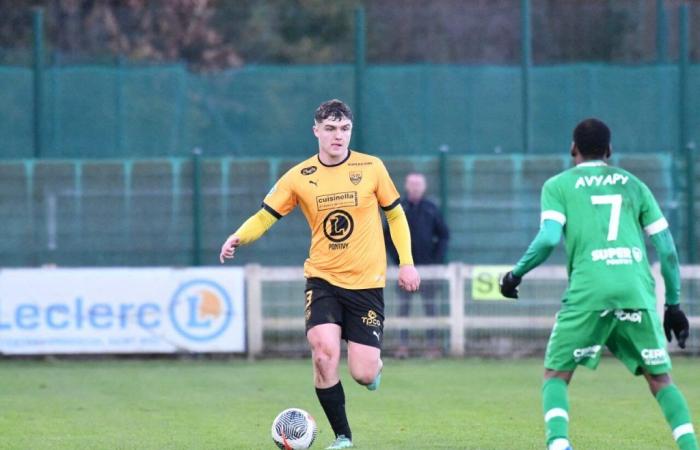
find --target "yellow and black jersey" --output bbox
[263,150,400,289]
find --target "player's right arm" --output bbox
[500,220,563,299]
[500,178,564,299]
[219,208,279,263]
[219,171,298,264]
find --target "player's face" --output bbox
[405,173,427,203]
[313,116,352,164]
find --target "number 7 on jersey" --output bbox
[591,194,622,241]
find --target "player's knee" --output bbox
[312,347,338,373]
[544,369,573,384]
[351,369,374,385]
[646,372,672,395]
[350,363,378,385]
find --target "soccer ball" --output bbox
[271,408,317,449]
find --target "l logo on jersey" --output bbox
[349,171,362,185]
[323,210,354,243]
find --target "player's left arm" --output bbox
[375,158,420,292]
[382,215,400,265]
[649,229,688,348]
[384,204,419,292]
[384,204,413,266]
[642,186,689,348]
[649,228,680,306]
[500,179,564,299]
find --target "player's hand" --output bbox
[219,235,241,264]
[499,271,522,299]
[664,304,690,349]
[398,264,420,292]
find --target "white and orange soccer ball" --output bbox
[271,408,318,449]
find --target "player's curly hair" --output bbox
[314,99,353,123]
[573,118,611,158]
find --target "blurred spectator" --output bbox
[385,172,449,358]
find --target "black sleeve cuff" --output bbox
[381,197,401,211]
[261,202,283,219]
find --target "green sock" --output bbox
[656,384,698,450]
[542,377,570,446]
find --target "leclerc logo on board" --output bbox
[0,268,245,355]
[169,279,233,342]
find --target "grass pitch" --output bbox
[1,357,698,449]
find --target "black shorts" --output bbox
[304,277,384,349]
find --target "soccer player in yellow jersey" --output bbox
[219,99,420,449]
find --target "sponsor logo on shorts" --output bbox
[362,310,381,328]
[591,247,643,266]
[316,192,358,211]
[573,344,601,362]
[614,310,642,323]
[641,348,668,366]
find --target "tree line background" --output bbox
[0,0,698,70]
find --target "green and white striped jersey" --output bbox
[540,161,668,310]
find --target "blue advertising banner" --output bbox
[0,268,245,354]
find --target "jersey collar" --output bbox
[317,149,352,167]
[577,160,607,167]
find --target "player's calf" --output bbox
[654,382,699,450]
[542,375,572,449]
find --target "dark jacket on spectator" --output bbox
[385,197,450,265]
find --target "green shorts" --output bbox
[544,308,671,376]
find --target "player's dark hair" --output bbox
[573,118,611,158]
[314,99,353,123]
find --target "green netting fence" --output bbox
[0,64,699,159]
[0,153,691,268]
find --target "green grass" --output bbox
[1,358,699,449]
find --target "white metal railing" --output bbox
[245,264,700,358]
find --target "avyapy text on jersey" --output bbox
[575,173,629,189]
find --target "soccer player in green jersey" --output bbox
[500,118,696,450]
